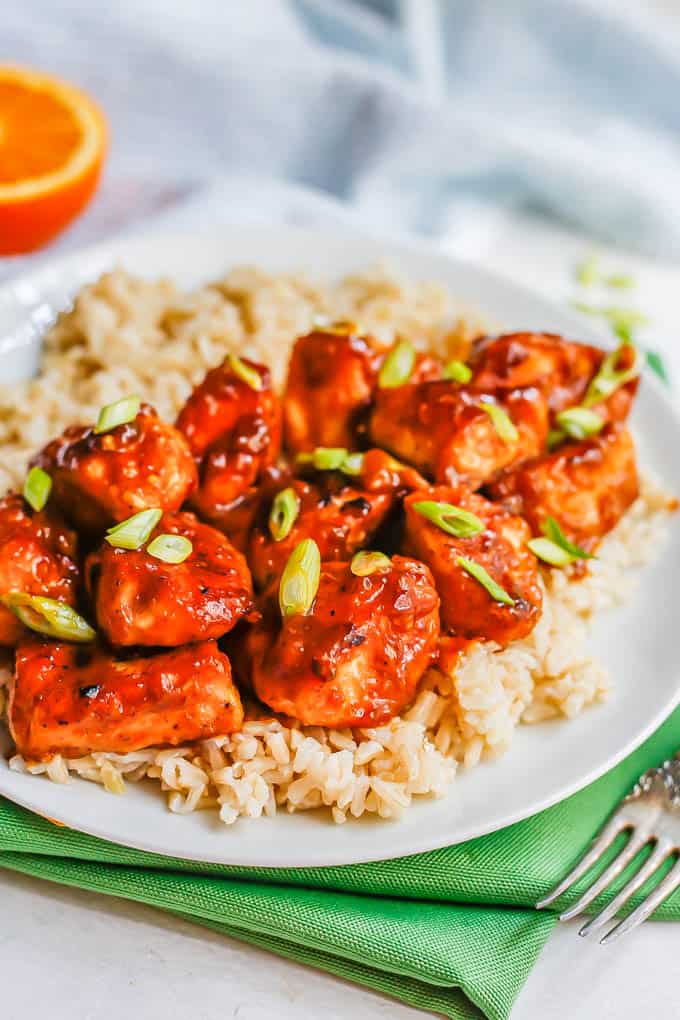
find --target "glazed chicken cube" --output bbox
[403,486,542,645]
[176,356,281,545]
[249,479,392,591]
[0,494,80,647]
[283,326,384,453]
[9,638,244,760]
[85,511,255,647]
[370,380,548,489]
[32,402,197,533]
[248,555,440,728]
[486,425,639,553]
[469,332,639,423]
[283,326,443,455]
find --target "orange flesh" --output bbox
[0,80,83,183]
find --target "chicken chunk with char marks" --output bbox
[85,511,255,647]
[403,486,542,646]
[469,332,638,423]
[176,356,281,546]
[486,425,639,554]
[248,555,440,728]
[0,494,80,647]
[9,638,243,761]
[32,403,196,534]
[249,449,430,590]
[370,379,548,489]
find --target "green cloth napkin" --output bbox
[1,706,679,1020]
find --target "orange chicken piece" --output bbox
[370,380,548,488]
[176,356,281,545]
[0,494,80,647]
[486,425,639,553]
[403,486,542,645]
[9,638,243,760]
[85,511,255,647]
[248,556,440,727]
[32,403,196,533]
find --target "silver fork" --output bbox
[536,754,680,943]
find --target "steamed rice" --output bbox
[0,266,673,825]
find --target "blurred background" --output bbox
[6,0,680,263]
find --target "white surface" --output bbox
[2,214,679,1017]
[2,224,679,870]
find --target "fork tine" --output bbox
[600,857,680,945]
[578,841,671,936]
[558,831,650,921]
[535,816,626,909]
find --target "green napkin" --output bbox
[1,706,679,1020]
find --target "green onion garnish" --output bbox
[583,343,643,407]
[456,557,515,605]
[228,354,263,391]
[572,303,648,345]
[146,534,193,564]
[350,551,392,577]
[412,500,485,539]
[269,487,300,542]
[341,452,365,476]
[296,448,364,476]
[575,255,635,292]
[279,538,321,618]
[1,593,96,643]
[442,360,472,384]
[94,395,141,435]
[105,508,162,550]
[575,254,600,287]
[554,406,604,441]
[528,516,593,568]
[478,400,519,442]
[378,340,416,388]
[23,466,52,512]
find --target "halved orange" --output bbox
[0,65,107,255]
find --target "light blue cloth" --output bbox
[4,0,680,258]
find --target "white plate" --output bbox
[1,225,679,868]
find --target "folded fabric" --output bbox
[1,706,678,1020]
[6,1,680,260]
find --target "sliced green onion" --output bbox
[279,538,321,618]
[554,406,604,440]
[350,551,392,576]
[105,508,162,550]
[456,557,514,605]
[575,254,600,287]
[605,273,635,291]
[269,487,300,542]
[94,395,141,435]
[583,343,643,407]
[478,400,519,442]
[442,360,472,383]
[1,593,96,642]
[341,452,365,476]
[547,429,567,451]
[146,534,193,564]
[228,354,263,391]
[527,537,574,567]
[647,350,668,383]
[412,500,484,539]
[23,466,52,512]
[543,516,594,560]
[572,302,648,345]
[528,517,593,568]
[296,448,364,476]
[378,340,416,388]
